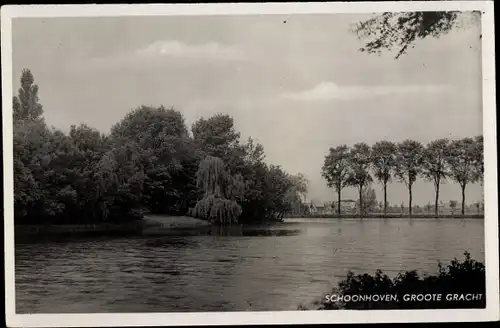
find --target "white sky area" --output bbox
[12,14,483,206]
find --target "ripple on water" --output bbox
[15,218,484,313]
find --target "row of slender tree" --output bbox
[321,138,483,217]
[13,69,307,225]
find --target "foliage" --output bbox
[190,194,242,225]
[353,11,480,59]
[449,200,458,212]
[110,105,199,215]
[346,143,373,216]
[371,141,396,215]
[321,145,351,215]
[394,140,424,216]
[12,69,486,224]
[446,138,481,215]
[422,139,450,216]
[322,137,483,217]
[189,156,242,224]
[192,113,245,170]
[13,69,305,225]
[264,165,296,221]
[306,252,485,310]
[355,187,377,214]
[473,135,484,184]
[243,137,266,165]
[13,69,44,121]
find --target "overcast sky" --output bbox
[12,13,483,206]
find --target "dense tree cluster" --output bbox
[13,69,307,225]
[322,138,483,217]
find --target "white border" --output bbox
[2,2,498,326]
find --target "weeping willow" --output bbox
[196,156,225,196]
[190,156,242,225]
[190,194,242,224]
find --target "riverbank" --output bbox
[14,215,212,239]
[141,214,211,236]
[287,214,484,219]
[15,220,144,233]
[13,213,484,240]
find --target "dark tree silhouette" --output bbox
[353,11,481,59]
[346,143,373,217]
[446,138,481,216]
[394,140,424,217]
[371,141,396,216]
[422,139,450,217]
[321,145,351,216]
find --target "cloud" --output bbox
[136,40,246,61]
[69,40,247,72]
[281,81,455,101]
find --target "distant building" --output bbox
[333,200,357,214]
[315,202,335,215]
[304,202,318,215]
[303,202,335,215]
[315,205,326,215]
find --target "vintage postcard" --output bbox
[2,1,498,326]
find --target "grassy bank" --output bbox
[14,214,214,239]
[15,220,146,237]
[287,214,484,219]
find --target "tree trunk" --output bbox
[337,189,341,218]
[434,181,440,218]
[408,185,413,217]
[461,184,466,216]
[383,182,387,217]
[359,186,363,218]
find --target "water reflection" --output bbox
[208,225,302,237]
[15,218,485,313]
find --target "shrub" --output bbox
[301,252,485,310]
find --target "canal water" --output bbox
[15,218,484,313]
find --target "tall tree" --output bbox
[110,105,198,214]
[192,113,245,171]
[474,135,484,184]
[394,140,424,216]
[352,11,480,59]
[446,138,480,216]
[371,140,396,216]
[474,135,484,215]
[265,165,295,221]
[13,69,44,122]
[422,139,450,217]
[346,143,373,217]
[243,137,266,165]
[68,124,111,220]
[12,69,49,222]
[94,142,146,222]
[321,145,351,216]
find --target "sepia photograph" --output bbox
[2,1,498,326]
